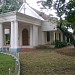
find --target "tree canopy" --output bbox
[0,0,22,14]
[37,0,75,30]
[37,0,67,26]
[65,0,75,30]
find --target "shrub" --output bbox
[35,45,49,49]
[35,45,54,49]
[55,40,67,48]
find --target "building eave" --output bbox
[0,11,42,26]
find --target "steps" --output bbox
[20,48,34,52]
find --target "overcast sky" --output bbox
[27,0,41,10]
[27,0,56,16]
[26,0,69,16]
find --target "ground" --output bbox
[20,46,75,75]
[0,53,16,75]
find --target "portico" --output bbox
[0,11,42,52]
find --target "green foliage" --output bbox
[55,40,67,48]
[0,53,16,75]
[38,0,67,26]
[66,0,75,30]
[66,0,75,10]
[0,0,22,14]
[53,0,66,18]
[37,0,52,9]
[35,45,54,49]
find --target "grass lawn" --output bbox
[20,47,75,75]
[0,53,16,75]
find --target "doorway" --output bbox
[22,29,29,45]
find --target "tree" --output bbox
[53,0,67,26]
[37,0,75,47]
[37,0,66,26]
[0,0,22,14]
[66,0,75,33]
[37,0,52,9]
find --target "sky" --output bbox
[27,0,56,15]
[26,0,69,16]
[27,0,40,10]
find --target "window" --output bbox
[59,33,61,41]
[5,34,10,45]
[47,32,50,42]
[4,29,10,45]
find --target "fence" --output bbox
[0,47,20,75]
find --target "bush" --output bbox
[35,45,54,49]
[55,40,67,48]
[35,45,47,49]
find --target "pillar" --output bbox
[30,25,33,47]
[11,21,14,49]
[51,31,55,44]
[41,31,45,45]
[33,25,38,46]
[11,21,19,52]
[56,31,59,40]
[0,23,3,51]
[14,21,19,49]
[61,33,63,41]
[53,32,55,41]
[38,27,42,45]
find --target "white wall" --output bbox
[42,21,57,31]
[18,22,30,46]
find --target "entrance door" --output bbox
[22,29,29,45]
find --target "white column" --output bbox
[0,23,3,50]
[41,31,45,45]
[11,21,19,52]
[61,33,63,41]
[53,32,55,41]
[30,25,33,47]
[56,31,59,40]
[33,25,38,47]
[51,32,54,43]
[11,21,14,49]
[14,21,19,48]
[50,32,52,44]
[38,27,42,45]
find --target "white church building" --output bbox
[0,2,66,52]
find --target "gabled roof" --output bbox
[31,8,52,20]
[18,3,44,20]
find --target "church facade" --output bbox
[0,3,66,52]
